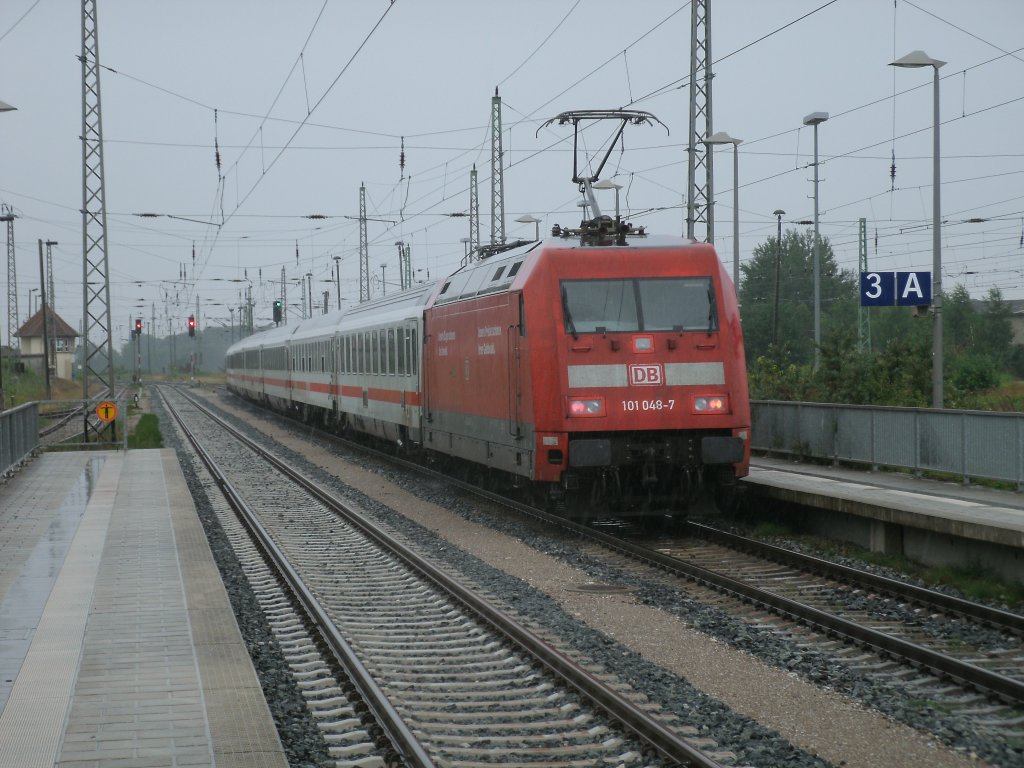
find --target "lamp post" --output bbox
[772,209,785,346]
[333,255,341,309]
[514,214,541,241]
[802,112,828,370]
[702,133,742,288]
[891,50,945,409]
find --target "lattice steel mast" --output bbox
[80,0,116,422]
[358,183,369,302]
[685,0,714,242]
[3,206,16,351]
[469,165,480,260]
[490,89,505,246]
[45,240,56,311]
[858,217,871,352]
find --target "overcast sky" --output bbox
[2,0,1023,345]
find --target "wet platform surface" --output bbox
[0,449,287,768]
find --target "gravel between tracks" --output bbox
[184,388,994,768]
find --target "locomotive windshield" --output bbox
[560,277,717,333]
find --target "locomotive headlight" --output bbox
[567,397,605,417]
[692,395,730,414]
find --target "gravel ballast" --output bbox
[174,388,1001,768]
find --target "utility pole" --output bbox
[490,89,506,246]
[359,183,369,302]
[81,0,116,438]
[149,302,155,374]
[685,0,714,242]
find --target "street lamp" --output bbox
[702,133,742,287]
[772,209,785,346]
[891,49,945,409]
[515,214,541,241]
[802,111,828,370]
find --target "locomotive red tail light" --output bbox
[692,394,729,414]
[567,397,605,417]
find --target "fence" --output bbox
[1,403,40,478]
[751,400,1024,490]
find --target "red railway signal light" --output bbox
[188,315,196,337]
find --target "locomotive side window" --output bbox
[508,261,522,277]
[560,277,716,333]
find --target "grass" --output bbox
[127,413,163,449]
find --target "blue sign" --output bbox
[860,272,895,306]
[895,271,931,306]
[860,271,931,307]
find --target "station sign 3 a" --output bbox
[860,271,931,307]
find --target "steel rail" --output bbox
[217,387,1024,705]
[160,388,438,768]
[172,386,725,768]
[687,522,1024,634]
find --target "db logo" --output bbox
[628,363,663,386]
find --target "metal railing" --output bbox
[751,400,1024,490]
[1,403,40,478]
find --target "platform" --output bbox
[745,457,1024,583]
[0,449,287,768]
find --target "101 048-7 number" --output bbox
[621,399,675,412]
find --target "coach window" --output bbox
[386,329,395,375]
[411,328,418,376]
[397,328,406,375]
[368,331,375,375]
[356,334,363,373]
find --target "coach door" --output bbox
[507,293,523,438]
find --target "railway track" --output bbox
[202,386,1024,763]
[158,384,731,767]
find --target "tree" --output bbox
[978,287,1013,368]
[739,229,858,367]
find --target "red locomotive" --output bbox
[227,229,749,519]
[227,109,750,520]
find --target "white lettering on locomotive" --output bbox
[477,325,502,338]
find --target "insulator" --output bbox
[399,136,406,174]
